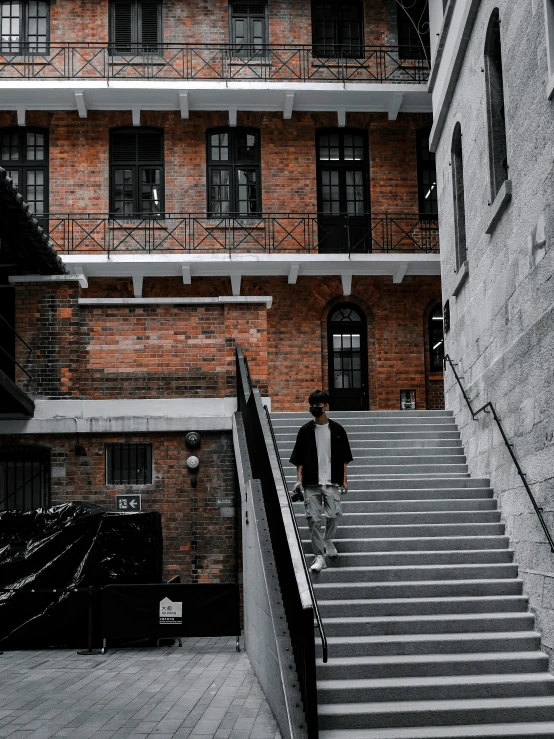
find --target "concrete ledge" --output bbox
[428,0,457,94]
[0,397,272,433]
[485,180,512,236]
[79,296,273,308]
[452,260,469,297]
[9,273,88,288]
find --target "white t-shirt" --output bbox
[314,422,332,485]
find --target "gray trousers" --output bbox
[304,484,342,556]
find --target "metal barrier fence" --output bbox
[236,345,323,739]
[0,44,430,83]
[44,212,439,255]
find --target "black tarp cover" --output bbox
[0,502,163,647]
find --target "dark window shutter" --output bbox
[140,1,160,51]
[111,132,137,162]
[137,132,163,162]
[232,3,265,14]
[113,1,133,52]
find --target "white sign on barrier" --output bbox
[159,597,182,625]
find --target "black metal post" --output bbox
[77,586,102,656]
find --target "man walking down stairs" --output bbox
[272,409,554,738]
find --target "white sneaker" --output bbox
[325,541,338,558]
[310,555,327,572]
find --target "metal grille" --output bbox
[0,446,50,511]
[106,443,152,485]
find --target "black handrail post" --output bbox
[444,354,554,553]
[77,586,103,656]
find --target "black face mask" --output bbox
[310,406,324,418]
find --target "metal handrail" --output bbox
[263,404,328,663]
[444,354,554,553]
[0,313,34,380]
[42,211,439,255]
[0,43,430,83]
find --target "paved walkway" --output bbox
[0,637,281,739]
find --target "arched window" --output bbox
[0,445,50,511]
[484,8,508,200]
[327,303,369,410]
[109,127,164,215]
[451,122,467,269]
[206,127,261,215]
[428,304,444,371]
[0,127,48,217]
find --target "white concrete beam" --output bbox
[74,90,87,118]
[69,264,88,288]
[393,262,409,284]
[182,265,192,284]
[179,92,189,119]
[288,263,300,284]
[16,106,25,126]
[283,93,295,120]
[132,274,143,298]
[230,273,241,296]
[387,92,404,120]
[341,273,352,296]
[131,107,141,126]
[229,108,238,127]
[337,108,346,127]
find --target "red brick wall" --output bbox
[45,0,395,46]
[0,110,431,227]
[0,433,238,583]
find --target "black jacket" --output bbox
[289,419,353,486]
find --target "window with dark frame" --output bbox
[416,130,438,217]
[312,0,364,58]
[0,0,49,54]
[316,128,368,215]
[207,127,261,216]
[110,127,164,216]
[429,304,445,372]
[0,446,50,512]
[451,122,467,270]
[106,443,153,485]
[109,0,162,55]
[0,127,48,217]
[229,1,267,57]
[396,0,430,60]
[330,306,363,390]
[484,8,508,201]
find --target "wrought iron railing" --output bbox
[44,212,439,255]
[444,354,554,553]
[0,43,430,83]
[236,345,323,739]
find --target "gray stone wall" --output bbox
[435,0,554,660]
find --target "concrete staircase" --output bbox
[271,410,554,738]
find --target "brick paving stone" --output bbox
[0,640,281,739]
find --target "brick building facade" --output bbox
[0,0,445,582]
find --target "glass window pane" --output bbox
[342,334,351,349]
[351,334,360,348]
[333,334,341,349]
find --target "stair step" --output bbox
[317,595,528,618]
[293,499,498,513]
[316,651,549,680]
[319,722,554,738]
[316,631,540,658]
[297,511,501,525]
[317,696,554,730]
[318,550,513,568]
[303,536,510,552]
[323,612,534,637]
[279,439,463,449]
[298,523,505,538]
[317,673,554,703]
[335,488,494,500]
[312,579,523,600]
[271,411,454,419]
[289,478,491,490]
[315,563,518,583]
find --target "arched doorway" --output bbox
[327,304,369,411]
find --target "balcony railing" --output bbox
[0,43,430,83]
[44,212,439,255]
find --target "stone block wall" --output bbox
[434,0,554,659]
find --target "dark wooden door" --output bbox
[327,304,369,410]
